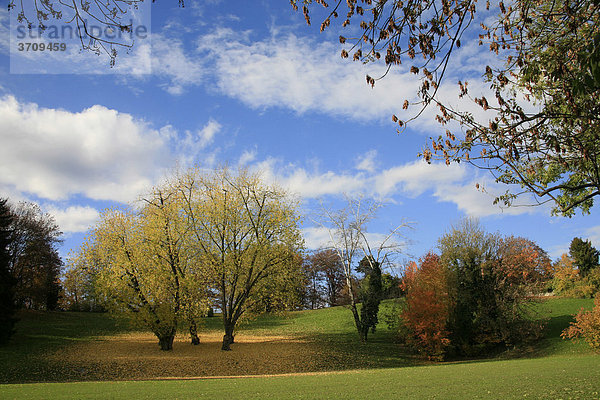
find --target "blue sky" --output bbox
[1,0,598,268]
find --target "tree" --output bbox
[294,0,600,216]
[306,249,346,308]
[357,255,382,341]
[552,253,579,295]
[303,253,326,310]
[439,218,501,354]
[175,167,303,351]
[247,252,306,314]
[61,254,105,312]
[569,237,600,277]
[0,198,17,345]
[401,253,451,360]
[80,183,210,351]
[381,272,403,299]
[7,202,63,310]
[318,195,409,342]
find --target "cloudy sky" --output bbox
[2,0,598,267]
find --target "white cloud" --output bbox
[585,226,600,250]
[238,149,257,166]
[253,158,365,199]
[356,150,377,173]
[197,119,222,148]
[187,28,506,130]
[301,226,333,249]
[375,160,466,198]
[547,244,569,260]
[151,34,205,94]
[196,29,420,121]
[0,96,218,203]
[249,156,540,218]
[46,205,100,233]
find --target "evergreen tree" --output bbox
[357,256,382,342]
[569,238,600,277]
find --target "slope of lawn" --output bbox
[0,297,598,398]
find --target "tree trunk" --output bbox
[154,325,177,351]
[221,333,234,350]
[189,321,200,345]
[221,323,235,351]
[158,333,175,351]
[346,274,365,342]
[350,302,366,342]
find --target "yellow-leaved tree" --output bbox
[175,167,303,351]
[75,167,302,351]
[79,182,210,351]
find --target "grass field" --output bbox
[1,297,598,398]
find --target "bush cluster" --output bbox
[399,219,549,359]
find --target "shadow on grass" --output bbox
[9,310,130,344]
[0,310,131,383]
[291,327,422,372]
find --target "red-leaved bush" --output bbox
[401,253,450,360]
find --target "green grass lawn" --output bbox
[1,354,599,399]
[0,297,598,398]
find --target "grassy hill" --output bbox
[0,297,598,398]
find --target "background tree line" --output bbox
[2,171,597,356]
[301,249,402,310]
[0,198,63,344]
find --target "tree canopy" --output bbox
[175,167,303,350]
[79,184,209,350]
[294,0,600,216]
[569,237,600,277]
[6,201,63,311]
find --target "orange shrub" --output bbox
[562,296,600,351]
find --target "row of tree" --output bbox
[0,198,63,344]
[2,169,596,355]
[302,249,402,310]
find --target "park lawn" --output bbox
[1,354,599,399]
[0,300,415,383]
[0,297,598,398]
